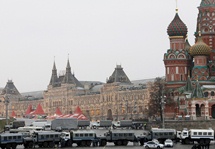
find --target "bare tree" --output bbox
[148,77,165,121]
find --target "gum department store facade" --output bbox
[3,0,215,121]
[0,63,150,121]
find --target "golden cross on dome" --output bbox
[176,0,178,12]
[198,23,202,36]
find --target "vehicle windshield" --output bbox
[165,140,172,143]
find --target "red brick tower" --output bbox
[196,0,215,76]
[190,32,211,80]
[164,9,192,89]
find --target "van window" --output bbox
[194,132,197,135]
[55,135,59,138]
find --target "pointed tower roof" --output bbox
[192,80,204,98]
[3,80,21,95]
[33,104,45,115]
[185,38,191,53]
[25,104,33,115]
[184,76,193,92]
[49,61,59,87]
[55,107,62,115]
[167,9,187,37]
[107,65,131,84]
[74,106,83,114]
[200,0,215,7]
[62,60,83,88]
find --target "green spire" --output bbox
[192,80,204,98]
[184,75,192,92]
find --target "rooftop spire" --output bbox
[49,60,59,86]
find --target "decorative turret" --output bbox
[196,0,215,62]
[107,65,131,84]
[190,31,211,80]
[167,9,188,37]
[3,80,21,95]
[167,9,188,51]
[185,38,191,53]
[62,59,83,88]
[192,80,204,98]
[49,61,59,87]
[164,8,192,87]
[190,35,211,56]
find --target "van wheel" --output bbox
[86,141,91,147]
[43,142,48,148]
[199,139,204,145]
[6,144,11,149]
[28,142,33,148]
[117,140,122,146]
[185,138,190,144]
[80,141,86,146]
[204,139,210,144]
[122,140,128,146]
[49,142,55,148]
[66,140,73,147]
[11,143,17,149]
[100,140,107,146]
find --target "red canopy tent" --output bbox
[32,103,45,115]
[25,104,33,115]
[11,110,16,118]
[74,106,83,114]
[47,107,63,119]
[55,107,62,116]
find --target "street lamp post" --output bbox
[3,95,10,125]
[161,94,166,128]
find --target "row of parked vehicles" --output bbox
[3,119,215,148]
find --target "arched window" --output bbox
[204,92,209,97]
[211,91,215,96]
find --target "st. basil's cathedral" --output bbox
[164,0,215,120]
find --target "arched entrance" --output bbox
[196,104,201,117]
[212,105,215,119]
[107,109,113,120]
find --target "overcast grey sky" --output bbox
[0,0,200,92]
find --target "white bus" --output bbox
[181,128,214,144]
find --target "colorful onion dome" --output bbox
[167,10,188,37]
[190,36,211,56]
